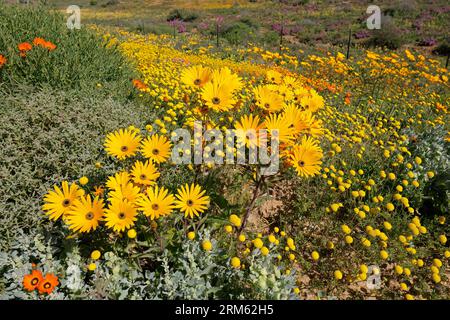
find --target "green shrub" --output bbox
[365,16,404,49]
[0,87,150,250]
[239,17,260,29]
[134,22,173,36]
[221,22,256,46]
[262,30,280,47]
[433,42,450,56]
[384,0,418,17]
[166,9,198,22]
[0,4,135,91]
[101,0,119,7]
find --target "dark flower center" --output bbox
[187,200,194,207]
[62,199,71,207]
[212,97,221,105]
[121,146,129,152]
[118,212,126,220]
[152,148,159,155]
[31,278,39,285]
[140,174,147,180]
[85,212,94,220]
[298,160,305,167]
[264,103,270,108]
[194,79,201,85]
[152,204,159,210]
[43,282,51,289]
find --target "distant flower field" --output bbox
[0,4,448,300]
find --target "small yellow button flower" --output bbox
[202,240,212,251]
[334,270,343,280]
[395,265,403,275]
[127,229,137,239]
[383,221,392,230]
[432,273,441,284]
[345,235,353,244]
[231,257,241,268]
[253,238,263,249]
[79,176,89,186]
[341,224,351,234]
[268,234,276,243]
[311,251,320,261]
[91,250,101,260]
[229,214,241,227]
[187,231,196,240]
[360,264,368,274]
[433,259,442,268]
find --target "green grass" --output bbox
[0,3,135,93]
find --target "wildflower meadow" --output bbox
[0,0,448,305]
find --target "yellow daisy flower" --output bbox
[234,114,266,148]
[253,85,284,112]
[65,195,104,233]
[108,182,142,204]
[104,199,138,232]
[42,181,84,221]
[130,160,160,186]
[136,185,175,220]
[104,128,141,160]
[289,136,323,177]
[181,65,212,88]
[201,81,236,112]
[106,171,130,190]
[141,134,172,163]
[174,183,210,218]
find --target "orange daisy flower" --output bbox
[33,37,46,46]
[23,270,43,292]
[0,54,6,68]
[132,79,148,90]
[44,41,57,51]
[18,42,32,52]
[37,273,59,295]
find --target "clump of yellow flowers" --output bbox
[40,29,449,300]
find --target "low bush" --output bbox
[0,4,135,91]
[0,87,150,251]
[166,9,199,23]
[221,22,256,46]
[365,15,405,50]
